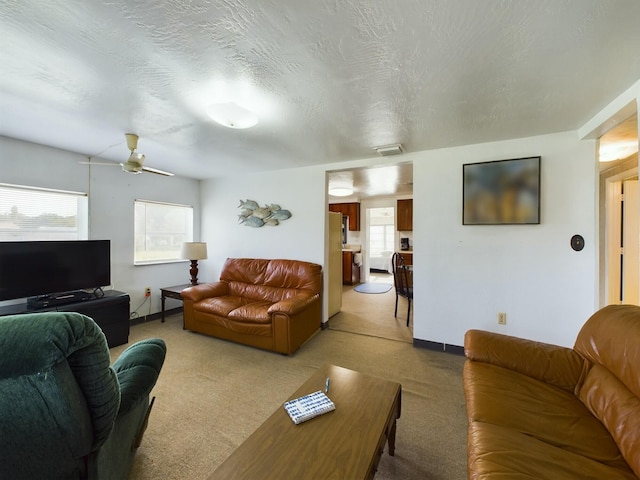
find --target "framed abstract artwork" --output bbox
[463,156,541,225]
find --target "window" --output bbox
[369,225,395,256]
[0,183,88,241]
[134,200,193,265]
[368,207,395,256]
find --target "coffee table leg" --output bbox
[161,293,166,323]
[388,419,397,456]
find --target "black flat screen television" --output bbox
[463,156,541,225]
[0,240,111,301]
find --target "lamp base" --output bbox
[189,260,199,285]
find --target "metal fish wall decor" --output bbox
[238,199,292,228]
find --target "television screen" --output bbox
[0,240,111,301]
[463,156,541,225]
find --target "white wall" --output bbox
[412,131,598,347]
[199,165,327,308]
[0,136,201,315]
[197,132,601,346]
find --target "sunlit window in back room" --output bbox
[368,207,395,274]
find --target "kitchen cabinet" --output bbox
[398,252,413,266]
[329,202,360,231]
[342,250,361,285]
[397,199,413,231]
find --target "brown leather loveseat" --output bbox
[463,304,640,479]
[181,258,322,355]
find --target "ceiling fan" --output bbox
[81,133,174,176]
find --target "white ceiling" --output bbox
[1,0,639,183]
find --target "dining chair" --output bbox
[391,252,413,326]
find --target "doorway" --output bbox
[602,172,639,305]
[328,204,413,343]
[326,163,414,341]
[599,113,640,306]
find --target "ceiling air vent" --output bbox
[374,144,404,156]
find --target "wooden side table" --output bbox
[160,284,193,323]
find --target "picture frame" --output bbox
[463,156,541,225]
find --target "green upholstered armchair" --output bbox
[0,312,166,479]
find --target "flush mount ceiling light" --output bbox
[599,141,638,162]
[328,187,354,197]
[207,102,259,129]
[374,144,404,156]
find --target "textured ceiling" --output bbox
[1,0,639,181]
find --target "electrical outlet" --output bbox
[145,287,151,297]
[497,312,507,325]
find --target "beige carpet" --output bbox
[329,273,414,343]
[111,312,467,480]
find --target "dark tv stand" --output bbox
[26,289,98,310]
[0,290,130,348]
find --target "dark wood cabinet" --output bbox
[329,202,360,231]
[397,199,413,231]
[342,251,361,285]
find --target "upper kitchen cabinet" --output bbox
[397,199,413,231]
[329,202,360,231]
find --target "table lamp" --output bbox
[180,242,208,285]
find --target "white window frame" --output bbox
[134,199,193,265]
[0,183,88,241]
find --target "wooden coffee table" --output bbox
[209,364,402,480]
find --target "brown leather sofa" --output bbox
[181,258,322,355]
[463,304,640,480]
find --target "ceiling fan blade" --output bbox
[79,160,120,166]
[142,165,175,177]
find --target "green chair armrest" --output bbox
[112,338,166,416]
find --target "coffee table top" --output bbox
[209,364,402,480]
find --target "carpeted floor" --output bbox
[111,309,467,480]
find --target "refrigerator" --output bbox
[328,212,342,317]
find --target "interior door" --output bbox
[622,180,639,304]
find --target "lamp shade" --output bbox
[180,242,208,260]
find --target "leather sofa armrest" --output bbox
[464,329,588,392]
[181,282,228,302]
[269,293,319,316]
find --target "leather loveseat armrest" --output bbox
[464,329,588,393]
[269,293,319,316]
[181,282,229,302]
